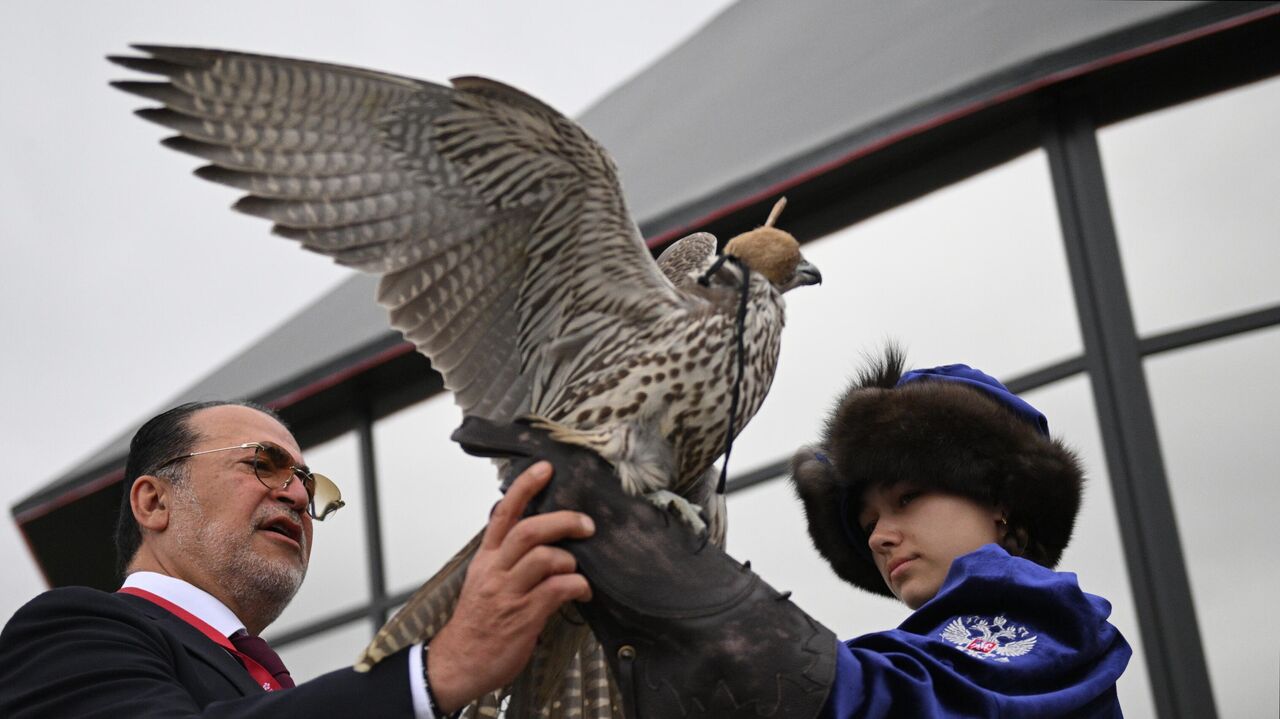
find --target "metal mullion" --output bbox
[1042,99,1215,718]
[268,605,371,648]
[1002,356,1086,394]
[381,587,419,614]
[358,405,389,631]
[724,459,790,494]
[1139,303,1280,356]
[270,408,391,650]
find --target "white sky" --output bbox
[0,0,736,624]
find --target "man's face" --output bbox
[164,405,313,623]
[857,484,1001,610]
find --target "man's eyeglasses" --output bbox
[155,442,345,521]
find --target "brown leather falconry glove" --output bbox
[451,416,837,719]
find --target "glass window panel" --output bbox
[272,431,369,634]
[1021,376,1155,718]
[276,619,374,684]
[728,149,1081,476]
[374,395,505,593]
[1145,327,1280,719]
[1098,75,1280,336]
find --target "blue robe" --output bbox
[823,545,1130,718]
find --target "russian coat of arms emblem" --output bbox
[940,614,1038,662]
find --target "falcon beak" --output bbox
[790,258,822,289]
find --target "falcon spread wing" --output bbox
[655,231,718,287]
[111,45,820,719]
[112,45,680,423]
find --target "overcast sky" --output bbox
[0,0,737,624]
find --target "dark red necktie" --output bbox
[230,631,295,688]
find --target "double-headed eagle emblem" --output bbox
[941,614,1038,662]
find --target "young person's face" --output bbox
[857,484,1003,609]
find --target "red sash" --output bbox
[118,586,284,692]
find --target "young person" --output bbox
[0,401,593,718]
[791,348,1131,717]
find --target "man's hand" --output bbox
[426,461,594,713]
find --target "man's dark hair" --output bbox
[113,399,284,579]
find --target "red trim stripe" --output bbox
[15,342,416,525]
[264,340,417,410]
[14,468,124,525]
[644,5,1280,249]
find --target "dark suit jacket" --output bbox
[0,586,416,718]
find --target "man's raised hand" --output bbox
[426,461,594,713]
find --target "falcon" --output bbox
[110,45,821,717]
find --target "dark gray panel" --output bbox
[19,273,388,511]
[580,0,1212,231]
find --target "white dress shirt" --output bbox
[121,572,435,718]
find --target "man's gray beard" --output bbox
[172,482,307,628]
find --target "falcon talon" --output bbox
[643,490,707,534]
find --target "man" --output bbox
[0,400,594,717]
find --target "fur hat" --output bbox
[790,347,1084,597]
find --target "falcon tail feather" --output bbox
[355,530,483,672]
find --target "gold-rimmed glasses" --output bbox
[155,442,345,521]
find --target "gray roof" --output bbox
[21,0,1255,516]
[579,0,1217,238]
[16,274,391,515]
